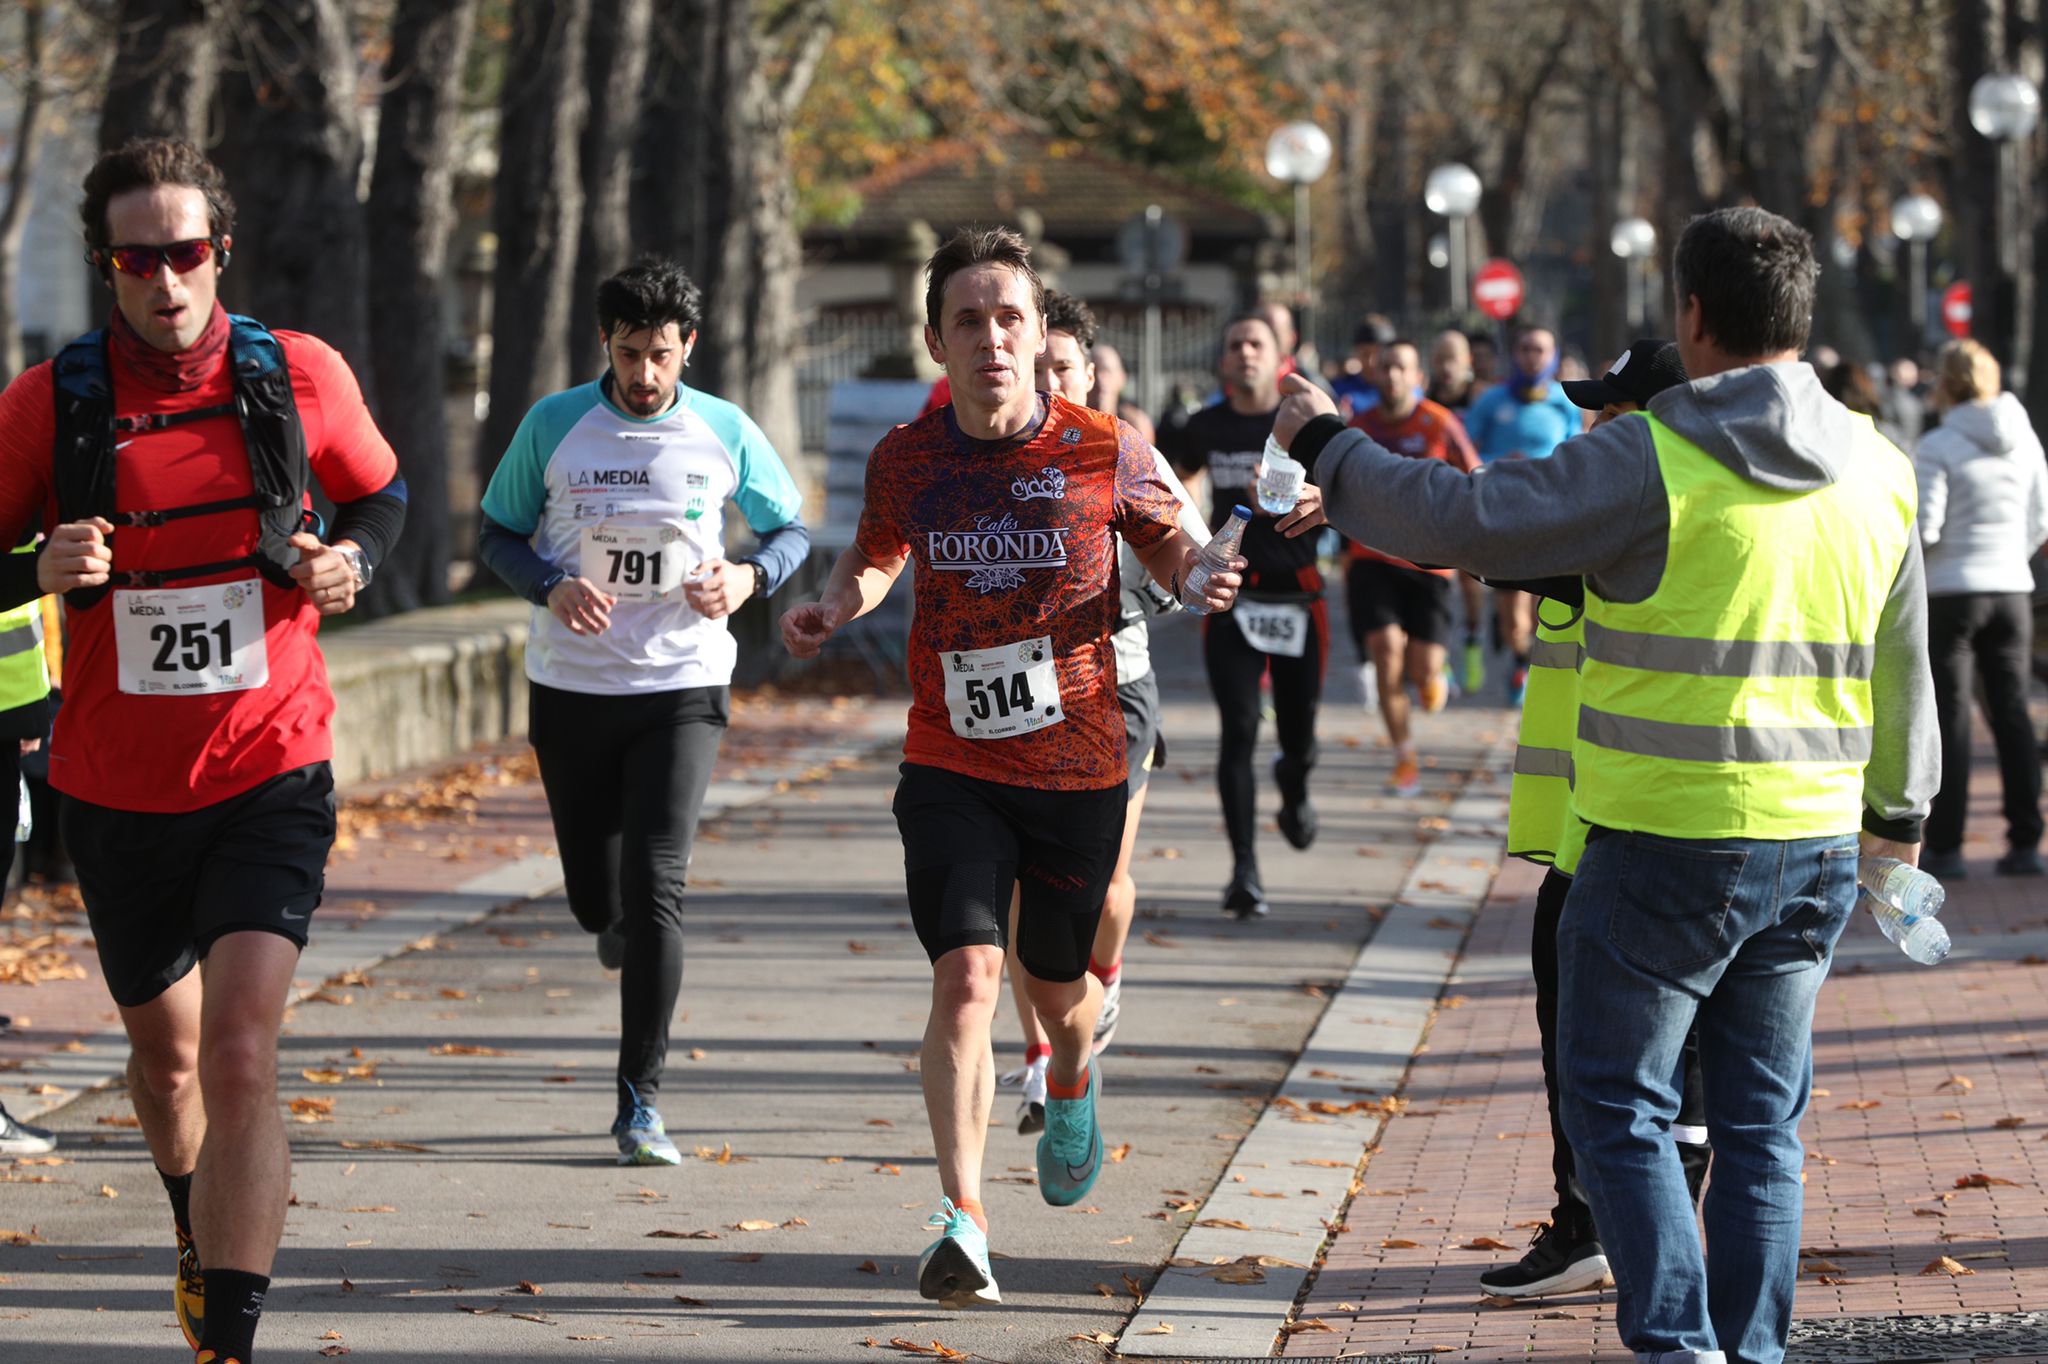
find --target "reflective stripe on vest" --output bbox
[1572,411,1915,840]
[1506,594,1584,867]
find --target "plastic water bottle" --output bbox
[14,775,28,844]
[1862,891,1951,964]
[1256,435,1306,515]
[1857,856,1946,919]
[1182,505,1250,615]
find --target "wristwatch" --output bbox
[337,545,372,591]
[745,560,767,599]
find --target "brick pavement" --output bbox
[1288,741,2048,1363]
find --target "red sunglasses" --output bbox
[95,238,221,279]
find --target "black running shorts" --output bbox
[892,763,1127,982]
[1118,671,1166,799]
[62,763,336,1008]
[1347,558,1455,652]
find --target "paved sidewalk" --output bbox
[0,610,1518,1362]
[1288,738,2048,1364]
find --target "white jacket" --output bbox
[1917,393,2048,597]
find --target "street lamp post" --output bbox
[1970,73,2041,370]
[1265,122,1333,357]
[1610,216,1657,332]
[1890,193,1945,342]
[1425,163,1483,315]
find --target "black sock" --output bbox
[157,1166,194,1237]
[199,1267,268,1360]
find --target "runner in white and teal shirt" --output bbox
[478,257,807,1165]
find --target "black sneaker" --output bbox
[1273,758,1318,850]
[1920,848,1967,882]
[1476,1222,1612,1299]
[1223,862,1268,919]
[1997,848,2044,877]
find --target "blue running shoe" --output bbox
[917,1198,1000,1306]
[611,1083,681,1166]
[1036,1062,1104,1206]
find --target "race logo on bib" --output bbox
[926,511,1068,596]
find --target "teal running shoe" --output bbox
[917,1197,1000,1306]
[611,1083,681,1166]
[1036,1062,1104,1206]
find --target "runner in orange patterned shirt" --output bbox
[782,227,1247,1310]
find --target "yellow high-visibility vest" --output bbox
[1574,412,1916,840]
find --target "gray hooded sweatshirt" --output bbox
[1302,361,1937,842]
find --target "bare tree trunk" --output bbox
[0,0,47,383]
[636,0,827,466]
[1588,72,1625,362]
[211,0,373,387]
[480,0,590,484]
[360,0,477,616]
[1645,0,1716,292]
[1952,0,2011,366]
[569,0,652,377]
[1330,86,1375,340]
[99,0,215,149]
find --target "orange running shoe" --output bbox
[1420,675,1449,714]
[174,1221,205,1349]
[1389,757,1422,797]
[194,1353,242,1364]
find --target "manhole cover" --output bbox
[1786,1311,2048,1362]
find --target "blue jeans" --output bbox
[1557,828,1858,1364]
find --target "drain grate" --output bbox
[1784,1311,2048,1363]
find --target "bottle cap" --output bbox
[1231,504,1252,520]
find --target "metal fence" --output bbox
[794,301,1227,454]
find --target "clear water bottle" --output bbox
[1256,435,1306,515]
[1857,856,1946,919]
[1182,505,1250,615]
[15,775,29,844]
[1862,891,1951,965]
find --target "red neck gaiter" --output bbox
[109,304,231,395]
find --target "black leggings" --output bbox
[530,681,728,1105]
[1926,591,2043,855]
[1204,602,1328,864]
[1533,866,1709,1234]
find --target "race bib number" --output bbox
[581,524,684,602]
[1234,600,1309,657]
[940,636,1064,740]
[114,579,269,696]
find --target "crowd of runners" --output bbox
[0,135,2014,1364]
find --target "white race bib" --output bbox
[940,636,1064,740]
[1234,600,1309,657]
[580,524,685,602]
[114,579,269,696]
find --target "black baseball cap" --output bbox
[1562,338,1687,410]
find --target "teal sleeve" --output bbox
[480,387,598,535]
[696,396,804,533]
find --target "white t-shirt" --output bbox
[481,379,803,694]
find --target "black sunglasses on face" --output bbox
[91,238,222,280]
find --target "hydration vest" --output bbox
[50,315,313,611]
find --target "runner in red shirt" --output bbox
[0,139,402,1364]
[1345,340,1479,796]
[782,227,1241,1309]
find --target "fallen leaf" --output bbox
[1204,1261,1265,1284]
[645,1229,720,1240]
[301,1068,345,1085]
[1920,1256,1976,1276]
[688,1048,708,1061]
[722,1253,763,1263]
[733,1220,779,1232]
[847,941,875,954]
[1461,1237,1513,1251]
[512,1281,543,1295]
[1481,1294,1520,1308]
[1838,1100,1882,1111]
[1382,1238,1422,1249]
[1068,1332,1116,1346]
[1140,1323,1175,1335]
[856,1260,879,1274]
[1937,1074,1976,1095]
[1994,1116,2028,1130]
[96,1185,119,1199]
[1802,1258,1843,1274]
[1281,1318,1336,1334]
[428,1044,515,1058]
[1956,1173,2022,1189]
[1195,1218,1251,1230]
[336,1139,436,1154]
[1107,1143,1133,1163]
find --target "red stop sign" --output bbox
[1472,259,1526,321]
[1942,281,1973,338]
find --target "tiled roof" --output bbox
[817,138,1273,243]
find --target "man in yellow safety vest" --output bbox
[0,536,57,1156]
[1276,207,1936,1364]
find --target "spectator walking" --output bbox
[1915,338,2048,880]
